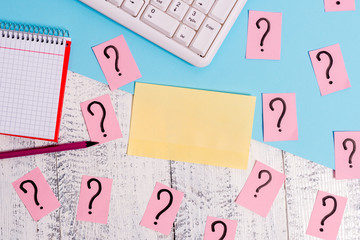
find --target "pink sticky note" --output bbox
[324,0,355,12]
[235,161,286,217]
[246,11,282,60]
[203,216,238,240]
[76,176,113,224]
[306,191,347,240]
[262,93,298,142]
[334,131,360,179]
[12,167,60,221]
[309,44,350,96]
[92,35,142,91]
[140,182,184,235]
[81,94,122,144]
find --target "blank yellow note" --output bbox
[127,83,256,169]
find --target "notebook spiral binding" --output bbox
[0,20,70,45]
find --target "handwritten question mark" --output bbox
[254,170,272,198]
[87,101,107,137]
[20,180,43,210]
[87,178,102,215]
[154,189,173,225]
[319,195,337,232]
[256,18,271,52]
[104,45,122,76]
[343,138,356,168]
[316,51,334,85]
[211,220,227,240]
[269,97,286,132]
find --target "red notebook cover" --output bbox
[53,40,71,142]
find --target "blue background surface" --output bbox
[2,0,360,169]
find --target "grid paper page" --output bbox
[0,31,67,140]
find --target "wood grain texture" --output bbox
[55,72,173,240]
[171,140,287,240]
[283,151,360,240]
[1,71,359,240]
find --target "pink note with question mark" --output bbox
[246,11,282,60]
[92,35,142,91]
[324,0,355,12]
[81,94,122,144]
[235,161,286,217]
[12,167,61,221]
[140,182,184,235]
[203,216,238,240]
[309,44,351,96]
[306,191,347,240]
[76,176,113,224]
[262,93,298,142]
[334,131,360,179]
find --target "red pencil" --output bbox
[0,141,98,160]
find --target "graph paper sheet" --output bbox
[0,32,70,141]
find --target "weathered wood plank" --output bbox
[55,72,173,240]
[171,140,288,240]
[5,71,360,240]
[1,72,289,240]
[283,151,360,240]
[0,136,61,240]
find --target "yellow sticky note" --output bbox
[128,83,256,169]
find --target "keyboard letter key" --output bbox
[141,5,180,37]
[182,0,193,4]
[167,1,190,21]
[107,0,124,7]
[190,17,221,56]
[209,0,237,24]
[174,24,196,46]
[183,8,206,30]
[193,0,215,14]
[122,0,145,16]
[151,0,172,11]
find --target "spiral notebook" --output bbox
[0,21,71,142]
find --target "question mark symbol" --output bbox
[343,138,356,168]
[154,189,173,225]
[20,180,43,210]
[87,178,102,215]
[254,170,272,198]
[256,18,271,52]
[316,51,334,85]
[104,45,122,76]
[319,195,337,232]
[269,97,286,132]
[87,101,107,137]
[211,221,227,240]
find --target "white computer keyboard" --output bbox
[79,0,247,67]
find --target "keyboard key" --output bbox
[151,0,172,11]
[122,0,145,16]
[190,17,221,56]
[193,0,215,14]
[80,0,245,66]
[107,0,124,7]
[209,0,237,24]
[174,24,196,46]
[141,5,180,37]
[167,0,189,21]
[183,8,205,30]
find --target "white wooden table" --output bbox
[1,72,359,240]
